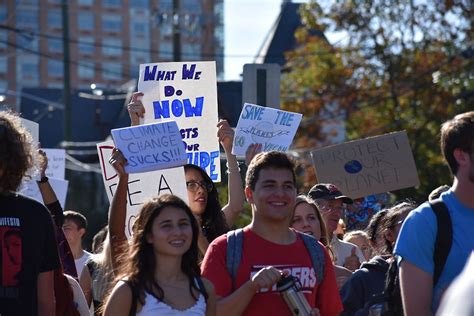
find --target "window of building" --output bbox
[78,36,95,54]
[130,0,149,9]
[0,5,7,22]
[48,0,61,4]
[130,49,150,68]
[103,0,122,8]
[102,38,122,57]
[17,0,38,4]
[48,60,63,77]
[0,31,7,49]
[78,0,93,5]
[16,9,38,29]
[182,0,201,13]
[102,14,122,33]
[78,62,94,79]
[0,56,7,73]
[17,33,38,51]
[131,21,149,37]
[17,55,39,84]
[160,23,172,37]
[182,42,201,60]
[102,62,122,80]
[0,80,7,92]
[78,12,94,31]
[48,9,62,29]
[158,0,172,12]
[159,41,173,59]
[48,38,63,53]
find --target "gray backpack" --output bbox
[226,228,326,290]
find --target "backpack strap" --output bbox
[298,232,325,285]
[195,276,209,302]
[226,228,244,291]
[429,199,453,286]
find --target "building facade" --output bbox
[0,0,224,107]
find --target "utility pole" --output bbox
[172,0,181,62]
[62,0,72,141]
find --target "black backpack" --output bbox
[367,199,452,316]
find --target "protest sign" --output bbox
[97,141,188,238]
[232,103,302,156]
[138,61,221,181]
[311,131,419,199]
[20,178,69,208]
[111,121,187,173]
[43,148,66,179]
[20,118,39,144]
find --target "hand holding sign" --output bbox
[217,119,234,153]
[109,148,128,176]
[127,92,145,126]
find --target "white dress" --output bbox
[136,291,206,316]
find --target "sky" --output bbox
[224,0,283,81]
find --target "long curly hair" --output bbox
[0,111,37,191]
[115,194,202,307]
[184,164,228,242]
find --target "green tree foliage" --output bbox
[282,0,474,201]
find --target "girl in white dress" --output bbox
[103,195,216,316]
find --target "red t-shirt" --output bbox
[201,227,343,316]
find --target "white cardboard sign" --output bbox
[232,103,302,156]
[43,148,66,180]
[20,118,39,144]
[111,121,187,173]
[138,61,221,181]
[311,131,420,199]
[97,141,189,238]
[20,178,69,208]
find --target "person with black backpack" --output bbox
[394,111,474,315]
[340,202,416,316]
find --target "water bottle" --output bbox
[276,275,312,316]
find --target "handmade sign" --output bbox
[20,178,69,208]
[138,61,221,181]
[20,118,39,144]
[111,121,187,173]
[97,141,188,238]
[311,131,419,199]
[232,103,302,156]
[43,148,66,180]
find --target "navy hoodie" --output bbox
[339,256,390,316]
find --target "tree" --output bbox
[282,0,474,201]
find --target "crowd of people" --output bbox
[0,93,473,316]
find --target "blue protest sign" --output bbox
[111,121,187,173]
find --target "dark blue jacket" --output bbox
[339,256,390,316]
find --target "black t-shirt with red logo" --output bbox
[0,192,60,315]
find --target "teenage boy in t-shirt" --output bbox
[0,111,60,316]
[201,151,342,316]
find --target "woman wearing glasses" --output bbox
[183,118,245,255]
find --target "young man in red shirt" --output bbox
[201,151,342,316]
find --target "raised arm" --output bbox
[107,148,130,271]
[36,149,59,205]
[127,92,145,126]
[217,120,245,227]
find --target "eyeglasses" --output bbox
[186,181,213,193]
